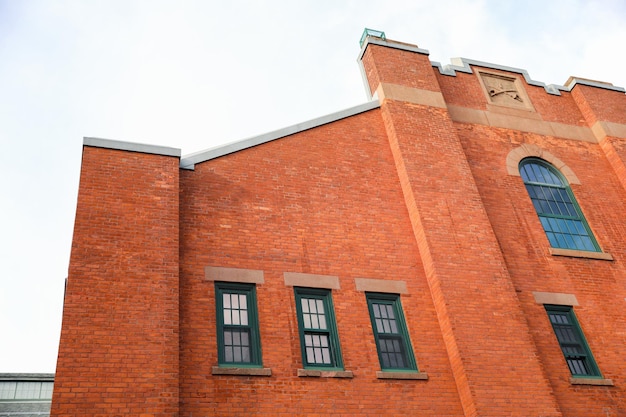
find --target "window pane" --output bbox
[320,336,328,347]
[0,382,17,399]
[530,164,543,183]
[380,352,390,368]
[322,348,331,364]
[581,236,595,251]
[389,318,398,334]
[311,313,320,329]
[382,318,391,333]
[316,299,325,315]
[318,314,327,330]
[375,318,384,333]
[40,382,53,399]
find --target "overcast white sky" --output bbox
[1,0,625,373]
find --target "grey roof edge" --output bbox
[355,34,624,97]
[432,57,625,96]
[565,77,626,93]
[83,137,181,158]
[357,36,430,62]
[0,373,55,381]
[179,100,381,170]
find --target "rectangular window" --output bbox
[0,381,53,400]
[294,287,343,369]
[215,282,262,367]
[545,305,601,377]
[366,293,417,371]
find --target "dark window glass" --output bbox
[545,305,601,377]
[366,293,417,371]
[520,158,600,252]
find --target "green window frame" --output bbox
[519,158,600,252]
[215,282,262,367]
[545,305,601,377]
[366,293,417,371]
[294,287,343,369]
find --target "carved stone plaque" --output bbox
[479,72,532,109]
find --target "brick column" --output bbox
[51,139,180,417]
[569,81,626,192]
[360,38,561,417]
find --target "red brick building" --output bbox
[52,30,626,416]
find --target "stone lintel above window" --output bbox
[205,266,264,283]
[533,292,579,306]
[355,277,408,294]
[283,272,340,289]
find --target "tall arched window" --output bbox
[519,158,600,252]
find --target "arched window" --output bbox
[519,158,599,252]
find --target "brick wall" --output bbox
[179,109,465,416]
[53,35,626,416]
[51,146,180,416]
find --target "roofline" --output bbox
[0,373,54,381]
[432,58,625,96]
[179,100,381,170]
[565,77,626,93]
[356,35,624,97]
[84,137,181,158]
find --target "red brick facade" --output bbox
[52,33,626,416]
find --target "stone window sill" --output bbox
[570,377,613,386]
[376,371,428,380]
[212,366,272,376]
[297,369,354,378]
[550,248,613,261]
